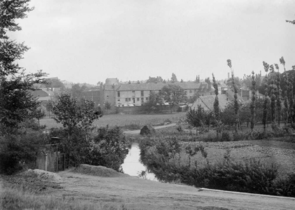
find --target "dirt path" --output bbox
[123,123,177,135]
[57,170,295,210]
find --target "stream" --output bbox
[121,143,158,181]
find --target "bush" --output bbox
[274,173,295,196]
[220,132,232,141]
[0,133,47,174]
[91,126,130,171]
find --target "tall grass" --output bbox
[0,184,128,210]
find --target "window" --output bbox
[118,99,120,101]
[137,98,140,101]
[146,97,148,101]
[141,91,144,96]
[125,98,128,102]
[141,98,144,102]
[117,91,120,97]
[189,90,192,93]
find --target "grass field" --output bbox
[40,112,186,130]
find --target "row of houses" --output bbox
[101,78,208,109]
[31,77,258,114]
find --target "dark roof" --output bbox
[191,94,229,111]
[117,82,204,91]
[30,89,49,98]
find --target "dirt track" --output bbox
[57,170,295,210]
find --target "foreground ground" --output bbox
[5,168,295,210]
[61,170,295,210]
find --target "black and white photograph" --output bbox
[1,0,295,209]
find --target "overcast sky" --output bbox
[10,0,295,84]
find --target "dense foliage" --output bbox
[139,137,295,197]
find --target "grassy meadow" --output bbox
[40,112,186,130]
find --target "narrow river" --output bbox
[121,143,158,181]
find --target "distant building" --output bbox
[98,78,209,112]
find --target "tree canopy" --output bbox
[0,0,46,133]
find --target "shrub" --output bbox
[274,173,295,196]
[0,133,47,174]
[91,126,130,171]
[220,132,232,141]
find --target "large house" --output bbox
[100,79,208,109]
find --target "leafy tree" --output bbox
[160,84,186,112]
[30,108,45,126]
[45,78,65,89]
[186,105,205,133]
[45,100,54,117]
[92,126,130,170]
[143,91,164,113]
[146,76,163,83]
[171,73,178,82]
[70,83,87,100]
[286,19,295,25]
[220,101,236,127]
[52,94,102,137]
[104,101,111,114]
[0,0,46,134]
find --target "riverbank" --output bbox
[2,168,295,210]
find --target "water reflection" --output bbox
[121,143,158,181]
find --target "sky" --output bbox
[10,0,295,84]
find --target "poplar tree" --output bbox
[250,71,256,132]
[270,79,276,123]
[227,59,239,132]
[275,64,281,126]
[262,76,269,132]
[212,74,220,137]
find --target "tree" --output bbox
[52,94,102,137]
[286,19,295,25]
[143,91,164,113]
[45,78,65,89]
[30,108,45,126]
[0,0,46,134]
[212,74,220,136]
[171,73,178,82]
[187,105,206,134]
[70,83,87,100]
[160,84,186,112]
[45,100,54,117]
[104,101,111,114]
[227,59,240,132]
[250,71,256,132]
[146,76,163,83]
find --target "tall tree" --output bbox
[171,73,178,82]
[250,71,256,132]
[212,74,220,137]
[227,59,239,132]
[0,0,46,134]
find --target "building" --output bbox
[99,78,209,112]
